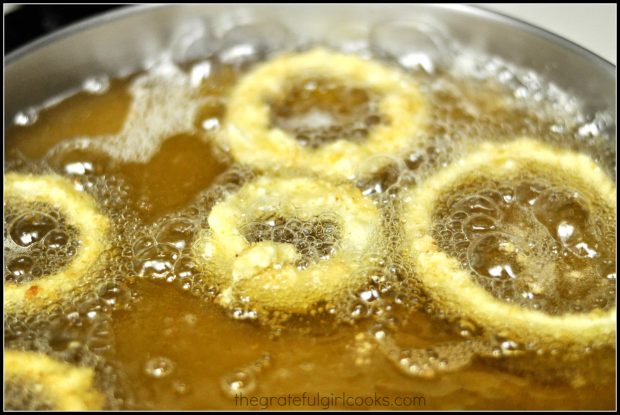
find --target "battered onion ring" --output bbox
[219,48,426,179]
[4,350,104,410]
[401,138,616,347]
[192,175,383,313]
[4,173,110,314]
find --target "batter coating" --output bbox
[219,48,426,179]
[192,175,384,313]
[4,350,104,410]
[4,173,110,314]
[401,138,616,347]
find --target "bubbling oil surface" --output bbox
[243,215,341,270]
[5,202,79,284]
[5,379,55,410]
[4,22,616,410]
[270,77,383,148]
[433,175,616,314]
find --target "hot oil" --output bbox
[5,202,79,284]
[5,379,55,410]
[270,77,383,148]
[242,214,341,270]
[4,40,616,410]
[7,78,131,160]
[433,175,616,314]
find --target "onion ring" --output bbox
[219,48,426,179]
[4,350,104,410]
[4,173,110,314]
[192,175,384,313]
[401,138,616,347]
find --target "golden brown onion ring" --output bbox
[219,48,426,180]
[4,173,110,314]
[401,138,616,347]
[4,350,104,410]
[192,175,384,313]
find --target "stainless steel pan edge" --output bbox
[5,4,616,122]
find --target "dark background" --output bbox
[5,5,129,54]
